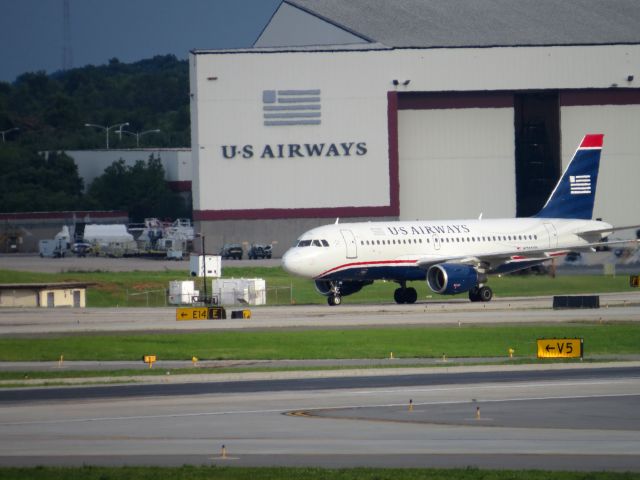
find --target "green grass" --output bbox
[0,466,638,480]
[1,324,638,362]
[1,267,638,307]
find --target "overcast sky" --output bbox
[0,0,281,82]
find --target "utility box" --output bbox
[212,278,266,306]
[189,255,221,278]
[168,280,200,305]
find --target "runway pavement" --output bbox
[1,365,639,470]
[1,291,640,336]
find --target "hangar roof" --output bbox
[282,0,640,48]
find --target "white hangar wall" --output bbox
[398,106,515,220]
[190,49,394,214]
[190,44,640,253]
[560,102,640,230]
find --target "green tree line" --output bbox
[0,55,190,150]
[0,55,191,221]
[0,147,189,222]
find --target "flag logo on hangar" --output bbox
[262,89,321,126]
[569,175,591,195]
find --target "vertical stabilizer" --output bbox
[534,134,603,219]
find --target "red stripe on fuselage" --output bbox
[316,259,418,279]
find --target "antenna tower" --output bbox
[62,0,73,71]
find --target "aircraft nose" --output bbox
[282,247,314,277]
[281,248,300,275]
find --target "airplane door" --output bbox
[543,223,558,248]
[432,234,441,250]
[340,229,358,259]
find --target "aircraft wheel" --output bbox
[468,287,480,302]
[393,288,406,304]
[405,287,418,304]
[328,294,342,306]
[478,286,493,302]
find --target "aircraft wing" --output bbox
[415,238,639,272]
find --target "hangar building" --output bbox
[190,0,640,256]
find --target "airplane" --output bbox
[282,134,639,306]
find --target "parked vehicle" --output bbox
[220,243,243,260]
[71,242,93,257]
[38,239,69,258]
[248,244,272,259]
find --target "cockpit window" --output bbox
[312,240,322,247]
[297,240,312,247]
[321,239,329,247]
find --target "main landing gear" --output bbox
[394,282,418,304]
[468,285,493,302]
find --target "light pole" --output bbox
[84,122,129,149]
[1,127,19,143]
[121,129,161,147]
[198,234,209,305]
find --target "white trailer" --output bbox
[212,278,266,306]
[189,255,221,277]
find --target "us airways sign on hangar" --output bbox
[220,142,368,159]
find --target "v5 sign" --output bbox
[537,338,583,359]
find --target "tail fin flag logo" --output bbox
[534,134,603,220]
[569,175,592,194]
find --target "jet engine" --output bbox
[426,263,485,295]
[314,280,372,297]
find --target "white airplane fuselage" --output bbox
[282,217,610,281]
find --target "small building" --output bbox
[0,282,92,308]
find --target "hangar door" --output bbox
[397,93,516,221]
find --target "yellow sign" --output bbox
[176,307,209,321]
[143,354,157,369]
[537,338,583,358]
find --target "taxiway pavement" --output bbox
[1,365,639,470]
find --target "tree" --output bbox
[0,146,84,212]
[86,155,188,222]
[1,55,190,151]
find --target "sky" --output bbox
[0,0,282,82]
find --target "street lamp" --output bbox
[84,122,129,149]
[121,129,161,147]
[1,127,19,143]
[197,234,210,305]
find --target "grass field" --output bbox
[0,466,638,480]
[0,267,638,307]
[1,324,638,362]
